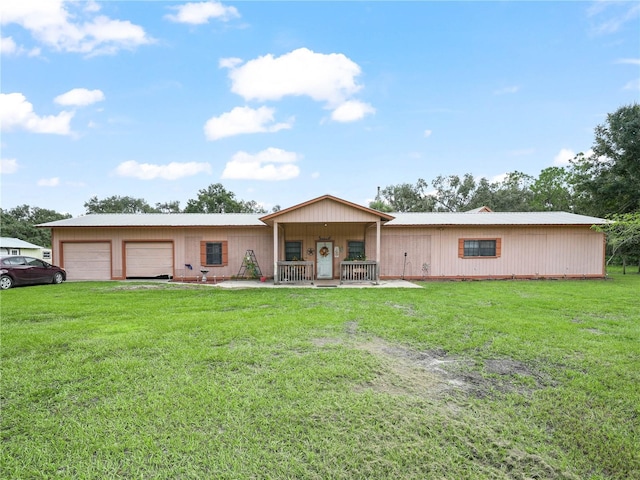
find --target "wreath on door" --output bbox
[319,246,330,257]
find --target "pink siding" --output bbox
[273,198,381,223]
[381,225,605,279]
[52,226,273,280]
[50,223,605,281]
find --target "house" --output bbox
[38,194,608,282]
[0,237,51,260]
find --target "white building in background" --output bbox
[0,237,51,260]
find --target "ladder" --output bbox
[237,250,262,279]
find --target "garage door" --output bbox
[125,242,173,278]
[63,242,111,281]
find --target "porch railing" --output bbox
[340,261,378,283]
[277,261,314,284]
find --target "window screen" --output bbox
[205,242,223,265]
[347,241,365,260]
[463,240,496,257]
[285,241,302,261]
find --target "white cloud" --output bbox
[204,106,292,140]
[553,148,575,166]
[165,1,240,24]
[1,36,17,54]
[615,58,640,65]
[114,160,212,180]
[0,36,40,56]
[0,0,153,56]
[491,173,508,183]
[0,158,19,174]
[623,78,640,91]
[219,57,242,69]
[222,147,300,181]
[54,88,105,107]
[588,2,640,35]
[331,100,375,122]
[37,177,60,187]
[493,85,520,95]
[222,47,364,106]
[0,92,74,135]
[423,129,433,138]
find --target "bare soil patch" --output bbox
[311,321,552,400]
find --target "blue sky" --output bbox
[1,1,638,216]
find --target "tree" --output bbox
[571,103,640,216]
[489,171,535,212]
[84,196,159,214]
[184,183,266,213]
[371,179,435,212]
[466,177,496,210]
[155,201,181,213]
[1,205,71,247]
[530,167,574,211]
[431,174,477,212]
[593,212,640,274]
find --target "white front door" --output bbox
[316,241,333,279]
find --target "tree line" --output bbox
[370,103,639,218]
[2,103,638,265]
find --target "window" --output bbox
[10,249,19,255]
[347,241,365,260]
[26,257,46,267]
[459,239,501,258]
[200,241,228,266]
[285,241,302,261]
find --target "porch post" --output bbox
[376,219,381,282]
[273,221,279,284]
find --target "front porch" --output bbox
[258,195,395,286]
[276,260,379,285]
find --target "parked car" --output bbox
[0,255,66,290]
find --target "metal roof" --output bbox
[0,237,45,249]
[38,213,265,228]
[386,211,608,226]
[37,211,608,228]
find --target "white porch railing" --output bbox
[277,261,314,284]
[340,261,378,283]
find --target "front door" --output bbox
[316,241,333,279]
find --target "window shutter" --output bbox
[458,238,465,258]
[496,238,502,258]
[200,241,207,266]
[221,241,228,266]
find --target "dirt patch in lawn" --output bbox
[313,321,553,400]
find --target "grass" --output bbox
[1,271,639,479]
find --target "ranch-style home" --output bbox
[39,194,608,283]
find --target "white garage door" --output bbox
[125,242,173,278]
[63,242,111,281]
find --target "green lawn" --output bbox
[1,273,639,479]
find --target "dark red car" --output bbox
[0,255,66,290]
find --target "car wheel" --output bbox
[0,275,14,290]
[52,272,64,284]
